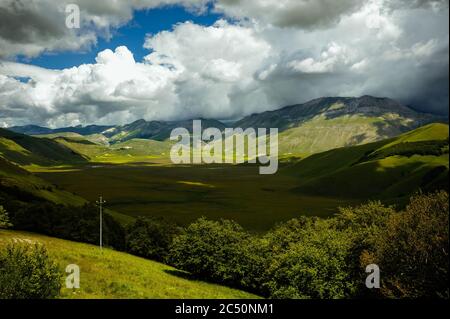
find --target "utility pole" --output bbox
[96,196,106,250]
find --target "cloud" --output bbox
[0,0,448,127]
[0,0,209,58]
[214,0,364,29]
[144,20,271,118]
[0,20,271,126]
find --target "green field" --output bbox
[31,124,448,231]
[0,230,259,299]
[1,123,448,231]
[36,164,351,231]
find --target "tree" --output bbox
[335,201,395,297]
[168,218,249,286]
[264,218,357,299]
[126,217,180,262]
[371,191,449,298]
[0,205,12,229]
[0,244,61,299]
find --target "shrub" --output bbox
[335,201,395,297]
[126,217,181,262]
[168,218,249,286]
[0,205,12,229]
[264,218,357,299]
[371,191,449,298]
[0,244,61,299]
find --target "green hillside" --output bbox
[277,113,406,156]
[52,136,173,163]
[1,123,447,231]
[0,156,86,206]
[0,153,132,225]
[0,128,87,167]
[286,123,448,202]
[0,230,258,299]
[236,96,443,156]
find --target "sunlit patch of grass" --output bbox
[0,230,260,299]
[177,181,215,188]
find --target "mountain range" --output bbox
[7,96,448,156]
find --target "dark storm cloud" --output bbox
[0,0,65,44]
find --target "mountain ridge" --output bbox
[6,96,447,155]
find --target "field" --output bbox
[0,230,259,299]
[2,123,447,232]
[36,164,352,231]
[32,123,448,231]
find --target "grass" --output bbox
[3,123,449,231]
[36,164,352,231]
[0,128,87,167]
[286,123,449,202]
[277,114,415,156]
[0,230,259,299]
[35,124,448,231]
[0,157,87,206]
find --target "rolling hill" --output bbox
[0,128,87,167]
[8,96,445,157]
[0,230,258,299]
[284,123,449,202]
[0,156,86,206]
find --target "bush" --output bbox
[335,201,395,296]
[0,244,61,299]
[0,205,12,229]
[264,218,357,299]
[370,191,449,298]
[168,218,249,286]
[126,217,181,262]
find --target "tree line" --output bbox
[0,191,448,299]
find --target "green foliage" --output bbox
[169,217,357,298]
[335,201,396,296]
[169,218,250,286]
[0,231,257,299]
[168,192,449,299]
[264,218,357,299]
[0,205,12,229]
[370,191,449,298]
[126,217,181,262]
[10,202,125,250]
[0,244,61,299]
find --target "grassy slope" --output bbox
[0,157,86,206]
[0,128,87,168]
[52,136,172,164]
[277,113,416,156]
[286,123,448,201]
[0,230,258,299]
[0,153,133,225]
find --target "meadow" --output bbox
[36,164,352,231]
[0,229,259,299]
[33,123,449,231]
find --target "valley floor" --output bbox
[35,164,357,231]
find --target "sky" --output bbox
[0,0,448,128]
